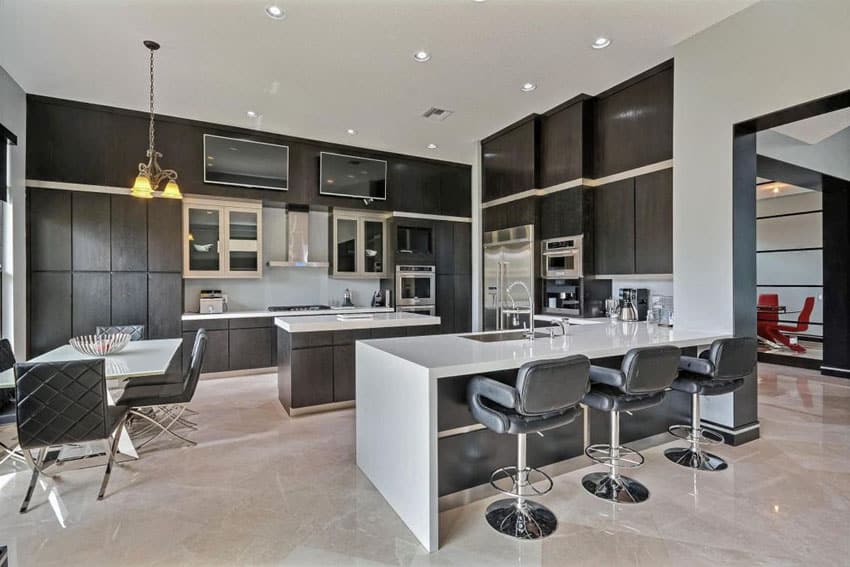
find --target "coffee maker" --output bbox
[371,289,392,308]
[619,288,649,321]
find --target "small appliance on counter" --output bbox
[618,288,649,322]
[371,289,392,308]
[542,278,611,318]
[342,288,355,308]
[199,290,227,314]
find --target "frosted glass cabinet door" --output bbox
[363,219,386,275]
[227,208,261,276]
[336,217,358,275]
[187,206,223,274]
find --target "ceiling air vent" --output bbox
[422,107,454,122]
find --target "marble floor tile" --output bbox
[0,364,848,566]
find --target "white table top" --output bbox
[0,339,182,388]
[359,320,729,379]
[182,306,394,321]
[275,312,441,333]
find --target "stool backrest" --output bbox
[621,345,681,394]
[706,337,757,380]
[15,359,109,449]
[515,355,590,415]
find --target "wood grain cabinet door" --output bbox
[72,192,110,271]
[634,169,673,274]
[333,344,355,402]
[229,327,273,370]
[291,346,334,407]
[593,178,635,275]
[29,188,72,271]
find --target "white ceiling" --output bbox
[773,107,850,145]
[0,0,754,164]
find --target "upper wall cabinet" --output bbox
[593,65,673,178]
[539,99,593,188]
[481,117,538,202]
[330,210,389,279]
[183,197,263,278]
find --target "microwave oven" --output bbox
[541,235,583,279]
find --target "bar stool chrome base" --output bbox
[664,447,728,471]
[581,471,650,504]
[485,498,557,539]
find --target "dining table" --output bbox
[0,338,182,461]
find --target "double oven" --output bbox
[395,265,436,315]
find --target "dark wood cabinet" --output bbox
[29,188,71,271]
[440,166,472,217]
[452,223,472,275]
[290,346,335,407]
[148,273,182,338]
[539,187,585,240]
[72,272,111,337]
[482,118,538,202]
[635,169,673,274]
[229,327,273,370]
[434,221,454,274]
[29,272,72,356]
[594,178,635,275]
[110,272,148,328]
[539,99,592,187]
[452,274,472,333]
[436,274,455,334]
[183,329,229,374]
[593,65,673,177]
[147,198,182,272]
[72,192,110,271]
[110,195,147,271]
[333,344,356,402]
[483,197,537,232]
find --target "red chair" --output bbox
[777,296,816,334]
[757,293,779,340]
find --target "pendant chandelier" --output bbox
[130,40,181,199]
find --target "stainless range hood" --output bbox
[267,207,330,268]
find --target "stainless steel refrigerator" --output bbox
[483,224,535,331]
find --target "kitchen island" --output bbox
[355,321,730,551]
[275,312,440,415]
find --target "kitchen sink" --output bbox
[460,330,553,343]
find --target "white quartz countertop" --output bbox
[275,312,441,333]
[359,321,729,378]
[182,306,394,321]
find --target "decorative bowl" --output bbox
[69,333,131,356]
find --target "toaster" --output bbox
[199,290,227,314]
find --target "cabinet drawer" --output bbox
[370,327,409,340]
[333,329,372,345]
[229,316,274,329]
[182,318,228,332]
[291,331,335,349]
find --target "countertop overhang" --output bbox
[275,312,441,333]
[182,307,395,321]
[358,321,730,378]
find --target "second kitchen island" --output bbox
[276,312,441,415]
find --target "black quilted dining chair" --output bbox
[96,324,145,341]
[0,338,19,463]
[14,359,129,512]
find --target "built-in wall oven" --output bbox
[395,265,435,307]
[396,305,436,316]
[541,235,583,279]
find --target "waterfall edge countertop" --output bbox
[275,312,441,333]
[358,320,730,379]
[182,307,394,321]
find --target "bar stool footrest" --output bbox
[489,466,554,498]
[584,444,644,469]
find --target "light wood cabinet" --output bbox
[183,197,263,278]
[330,209,389,278]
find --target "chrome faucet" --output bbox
[505,280,535,341]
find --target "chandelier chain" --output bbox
[148,47,155,152]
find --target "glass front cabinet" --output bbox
[183,197,263,278]
[331,210,388,278]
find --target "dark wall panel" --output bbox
[110,195,147,271]
[29,188,71,271]
[481,119,537,201]
[110,272,148,329]
[29,272,72,356]
[539,101,590,187]
[148,272,182,339]
[635,169,673,273]
[594,178,635,275]
[72,191,111,271]
[147,198,182,272]
[72,272,111,336]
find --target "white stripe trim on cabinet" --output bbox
[392,211,472,223]
[481,159,674,208]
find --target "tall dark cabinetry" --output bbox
[481,117,538,202]
[27,188,183,356]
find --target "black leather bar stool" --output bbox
[582,345,681,504]
[665,337,757,471]
[467,355,591,540]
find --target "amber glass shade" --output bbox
[161,179,183,199]
[130,175,154,199]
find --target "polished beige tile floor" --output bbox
[1,364,848,566]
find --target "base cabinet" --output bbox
[182,317,276,374]
[333,345,356,402]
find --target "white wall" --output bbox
[0,65,26,355]
[673,0,850,333]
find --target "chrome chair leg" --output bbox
[132,406,197,448]
[0,441,26,466]
[98,415,127,500]
[583,411,650,504]
[665,393,728,471]
[20,447,46,513]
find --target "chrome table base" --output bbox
[485,498,557,540]
[664,447,728,471]
[581,472,650,504]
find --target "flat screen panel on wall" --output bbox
[319,152,387,200]
[204,134,288,191]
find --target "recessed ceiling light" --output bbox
[773,187,780,194]
[247,110,258,118]
[473,0,487,3]
[413,50,431,63]
[521,82,537,92]
[427,143,438,150]
[346,128,357,135]
[592,37,611,49]
[265,5,285,20]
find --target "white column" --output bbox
[471,141,483,331]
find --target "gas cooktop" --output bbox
[268,305,332,312]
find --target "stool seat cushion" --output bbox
[472,398,580,435]
[671,374,744,396]
[582,385,665,413]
